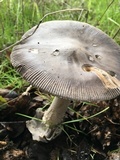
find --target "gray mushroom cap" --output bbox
[11,20,120,101]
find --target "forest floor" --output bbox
[0,87,120,160]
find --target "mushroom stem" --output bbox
[42,96,70,127]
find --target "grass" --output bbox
[0,57,27,89]
[0,0,120,89]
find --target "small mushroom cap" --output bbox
[11,20,120,101]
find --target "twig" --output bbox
[96,0,115,24]
[113,28,120,39]
[22,85,32,96]
[105,116,120,125]
[0,8,84,55]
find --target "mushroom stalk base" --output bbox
[26,96,70,142]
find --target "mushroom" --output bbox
[10,20,120,142]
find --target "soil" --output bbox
[0,87,120,160]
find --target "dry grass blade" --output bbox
[0,8,85,55]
